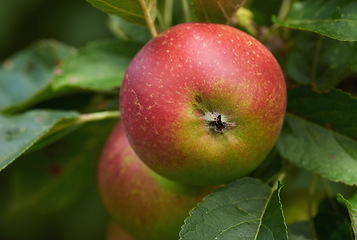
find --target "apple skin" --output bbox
[98,123,216,240]
[120,22,286,186]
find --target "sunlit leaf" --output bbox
[53,39,143,91]
[0,40,76,113]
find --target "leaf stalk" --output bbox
[45,111,120,138]
[138,0,158,37]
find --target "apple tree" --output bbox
[0,0,357,239]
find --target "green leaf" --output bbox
[257,181,286,240]
[192,0,246,24]
[86,0,157,26]
[29,110,119,153]
[277,113,357,186]
[0,39,141,113]
[26,125,81,154]
[313,198,353,239]
[287,86,357,140]
[338,193,357,238]
[0,120,116,218]
[286,32,357,90]
[276,86,357,185]
[53,39,143,91]
[108,15,152,43]
[273,0,357,41]
[0,40,76,113]
[0,110,79,171]
[0,110,119,171]
[179,178,287,240]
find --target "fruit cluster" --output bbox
[98,23,286,240]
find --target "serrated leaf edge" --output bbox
[179,178,287,240]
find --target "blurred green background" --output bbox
[0,0,113,61]
[0,0,115,239]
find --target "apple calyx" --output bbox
[208,114,237,133]
[200,111,237,134]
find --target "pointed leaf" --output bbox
[0,40,76,113]
[52,39,143,91]
[256,181,286,240]
[313,198,353,239]
[338,193,357,237]
[179,178,287,240]
[273,0,357,41]
[86,0,157,26]
[192,0,246,24]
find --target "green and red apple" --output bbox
[98,123,216,240]
[119,23,286,185]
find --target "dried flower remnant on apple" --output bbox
[200,111,237,133]
[193,95,237,134]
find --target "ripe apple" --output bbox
[120,22,286,185]
[98,123,216,240]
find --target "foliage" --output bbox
[180,178,286,240]
[1,0,357,239]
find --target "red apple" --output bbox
[98,123,216,240]
[120,22,286,185]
